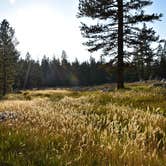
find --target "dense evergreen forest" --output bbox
[0,0,166,95]
[15,42,166,90]
[0,19,166,94]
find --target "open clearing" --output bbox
[0,84,166,166]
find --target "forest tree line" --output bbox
[1,0,166,95]
[15,41,166,90]
[0,17,166,95]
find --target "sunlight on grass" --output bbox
[0,85,166,165]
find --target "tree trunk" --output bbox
[117,0,124,89]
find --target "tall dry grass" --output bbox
[0,86,166,165]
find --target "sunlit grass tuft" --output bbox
[0,85,166,165]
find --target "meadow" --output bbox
[0,83,166,166]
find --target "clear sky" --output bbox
[0,0,166,62]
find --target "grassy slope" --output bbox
[0,84,166,166]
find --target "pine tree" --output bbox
[71,58,80,86]
[77,0,162,88]
[41,55,51,87]
[0,19,19,96]
[61,50,71,86]
[50,57,61,86]
[23,52,32,89]
[133,23,159,80]
[157,41,166,79]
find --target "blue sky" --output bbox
[146,0,166,39]
[0,0,166,61]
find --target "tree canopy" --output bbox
[0,19,19,96]
[77,0,162,88]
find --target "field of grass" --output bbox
[0,84,166,166]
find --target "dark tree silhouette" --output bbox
[0,19,19,96]
[157,41,166,79]
[77,0,162,89]
[133,23,159,80]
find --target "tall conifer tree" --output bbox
[0,19,19,95]
[133,23,159,80]
[77,0,162,88]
